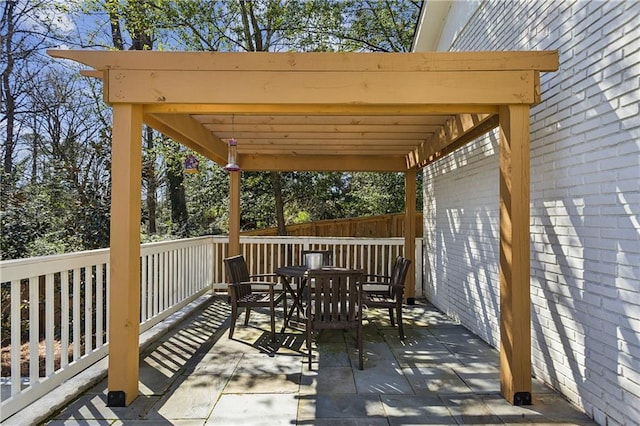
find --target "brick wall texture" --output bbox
[422,1,639,424]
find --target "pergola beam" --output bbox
[104,70,538,105]
[144,103,499,115]
[144,113,227,164]
[408,113,500,167]
[238,154,407,172]
[193,114,450,126]
[49,50,560,72]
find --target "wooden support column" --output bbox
[107,103,143,407]
[499,104,532,405]
[228,171,241,256]
[404,168,417,304]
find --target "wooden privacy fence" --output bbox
[241,213,423,238]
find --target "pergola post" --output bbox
[404,168,417,304]
[498,104,532,405]
[107,104,143,407]
[228,171,241,256]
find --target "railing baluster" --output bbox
[168,251,176,310]
[198,244,202,290]
[153,253,159,316]
[72,268,81,361]
[182,247,186,300]
[45,273,54,376]
[160,250,165,310]
[179,248,187,305]
[61,271,69,369]
[172,249,182,307]
[170,249,175,304]
[141,255,148,322]
[147,254,158,318]
[175,248,180,303]
[29,276,39,386]
[105,264,110,341]
[177,248,182,302]
[168,249,172,308]
[191,245,196,297]
[11,279,21,396]
[96,264,104,349]
[85,266,93,355]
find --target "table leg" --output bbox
[281,276,306,333]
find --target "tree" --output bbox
[162,0,344,234]
[1,1,115,259]
[1,0,67,181]
[102,0,166,235]
[341,0,420,52]
[89,1,422,236]
[2,0,423,259]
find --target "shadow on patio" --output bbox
[41,295,594,425]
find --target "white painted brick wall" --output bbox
[421,1,639,424]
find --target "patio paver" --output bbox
[39,295,596,425]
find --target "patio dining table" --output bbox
[276,265,312,332]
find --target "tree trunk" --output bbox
[108,7,125,50]
[270,171,287,236]
[168,169,188,233]
[167,142,188,234]
[30,132,37,184]
[109,3,158,233]
[2,0,16,176]
[144,126,157,234]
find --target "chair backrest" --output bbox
[390,257,411,299]
[223,255,252,299]
[302,250,334,267]
[224,255,251,283]
[306,269,363,326]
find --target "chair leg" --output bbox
[397,306,405,340]
[244,307,251,325]
[388,307,395,327]
[282,291,287,333]
[357,323,364,370]
[307,327,313,370]
[229,305,238,339]
[269,298,276,342]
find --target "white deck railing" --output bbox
[1,235,422,421]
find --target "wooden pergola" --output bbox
[49,50,558,407]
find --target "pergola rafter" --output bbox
[49,49,558,408]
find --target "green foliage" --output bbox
[1,165,92,259]
[183,156,229,235]
[344,172,406,216]
[341,0,421,52]
[290,210,311,224]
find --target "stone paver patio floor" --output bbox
[40,295,595,425]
